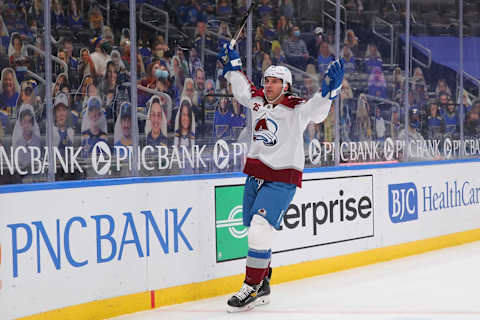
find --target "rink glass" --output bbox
[0,0,479,185]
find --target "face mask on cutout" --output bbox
[154,69,169,79]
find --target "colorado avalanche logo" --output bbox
[253,113,278,146]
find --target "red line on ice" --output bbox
[150,290,155,309]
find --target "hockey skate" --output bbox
[226,282,261,313]
[256,267,272,306]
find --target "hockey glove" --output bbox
[321,59,345,100]
[217,43,242,76]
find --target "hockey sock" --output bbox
[245,215,274,285]
[245,249,271,285]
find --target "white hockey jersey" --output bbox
[225,70,332,187]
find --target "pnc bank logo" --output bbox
[92,141,111,175]
[388,182,418,223]
[213,139,229,169]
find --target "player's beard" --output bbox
[265,90,283,104]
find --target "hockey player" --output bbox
[217,44,345,312]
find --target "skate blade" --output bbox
[226,302,256,313]
[256,295,270,306]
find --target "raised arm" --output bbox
[298,92,333,125]
[300,59,345,125]
[224,71,255,107]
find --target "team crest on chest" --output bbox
[253,113,278,146]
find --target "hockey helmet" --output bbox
[262,65,292,91]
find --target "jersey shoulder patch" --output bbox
[250,84,265,99]
[280,95,306,109]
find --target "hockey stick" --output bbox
[228,1,257,49]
